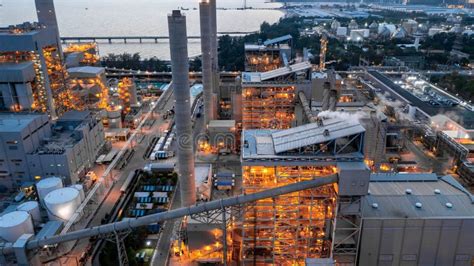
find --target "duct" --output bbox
[298,91,318,123]
[199,1,215,123]
[322,82,331,111]
[168,10,196,207]
[14,174,337,253]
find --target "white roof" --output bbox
[36,177,62,189]
[0,211,30,227]
[17,201,38,211]
[134,192,150,198]
[44,187,79,204]
[242,61,311,83]
[152,192,168,198]
[271,118,365,154]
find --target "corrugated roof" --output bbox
[263,34,293,46]
[271,118,365,154]
[260,61,311,81]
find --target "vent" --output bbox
[405,189,412,195]
[372,203,378,209]
[445,202,453,208]
[415,202,422,208]
[434,189,441,194]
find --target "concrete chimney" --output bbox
[168,10,196,207]
[210,0,220,109]
[35,0,62,55]
[199,1,215,123]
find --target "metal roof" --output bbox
[263,34,293,46]
[0,62,35,83]
[242,61,311,83]
[271,118,365,154]
[370,173,438,182]
[260,61,311,81]
[363,177,474,218]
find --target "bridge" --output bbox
[60,31,257,44]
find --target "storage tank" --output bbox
[17,201,41,224]
[36,177,63,205]
[0,211,34,242]
[107,107,122,129]
[71,184,85,201]
[44,187,82,222]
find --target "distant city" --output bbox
[0,0,473,266]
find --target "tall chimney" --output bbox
[199,1,215,123]
[35,0,62,55]
[168,10,196,207]
[210,0,220,110]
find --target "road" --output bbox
[47,88,175,266]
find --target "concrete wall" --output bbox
[359,218,474,266]
[0,115,50,189]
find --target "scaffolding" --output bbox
[242,86,296,129]
[43,45,72,117]
[245,50,282,73]
[240,166,337,265]
[117,77,134,115]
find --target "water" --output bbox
[0,0,283,59]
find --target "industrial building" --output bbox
[244,35,292,72]
[0,111,105,190]
[63,42,100,67]
[67,66,109,110]
[359,173,474,266]
[0,22,70,118]
[239,118,369,264]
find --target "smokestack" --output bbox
[210,0,220,113]
[210,0,218,70]
[199,1,215,123]
[168,10,196,207]
[35,0,62,55]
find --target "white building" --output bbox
[0,111,105,191]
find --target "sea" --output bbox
[0,0,284,59]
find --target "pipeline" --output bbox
[0,174,338,255]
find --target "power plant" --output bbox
[0,0,472,265]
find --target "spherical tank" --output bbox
[0,211,34,242]
[44,187,81,222]
[36,177,63,205]
[17,201,41,224]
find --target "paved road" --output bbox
[48,89,175,266]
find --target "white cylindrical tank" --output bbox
[0,211,34,242]
[17,201,41,224]
[36,177,63,205]
[44,187,82,222]
[71,184,85,201]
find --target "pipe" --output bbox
[168,10,196,207]
[298,91,318,123]
[200,1,215,123]
[8,175,337,253]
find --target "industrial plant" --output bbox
[0,0,472,266]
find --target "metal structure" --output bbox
[0,176,338,265]
[319,34,328,70]
[240,120,369,264]
[199,1,215,124]
[321,69,338,112]
[168,10,196,207]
